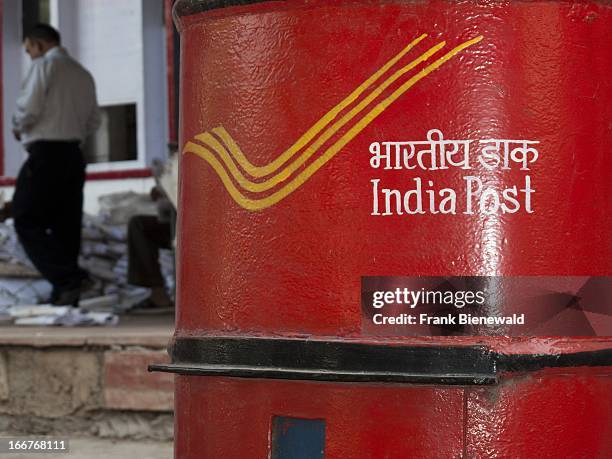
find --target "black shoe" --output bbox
[79,275,95,293]
[39,288,60,305]
[47,275,93,307]
[52,288,81,308]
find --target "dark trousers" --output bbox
[127,215,172,287]
[12,141,87,292]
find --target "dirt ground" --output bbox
[4,437,172,459]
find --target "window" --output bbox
[83,104,137,164]
[22,0,50,34]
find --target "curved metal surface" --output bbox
[174,0,612,457]
[174,0,276,18]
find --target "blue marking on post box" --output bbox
[271,416,325,459]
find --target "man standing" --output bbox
[12,24,101,306]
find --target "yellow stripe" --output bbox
[185,36,483,211]
[194,33,428,178]
[199,40,445,193]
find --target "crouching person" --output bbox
[127,186,175,312]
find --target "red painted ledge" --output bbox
[0,168,153,186]
[86,168,153,180]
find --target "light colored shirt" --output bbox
[12,46,101,145]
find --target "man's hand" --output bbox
[150,186,165,202]
[12,129,21,141]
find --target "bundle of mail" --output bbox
[0,191,175,326]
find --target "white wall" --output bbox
[82,176,156,215]
[2,0,28,177]
[65,0,144,106]
[53,0,168,171]
[141,0,169,167]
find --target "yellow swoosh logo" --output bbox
[184,34,483,211]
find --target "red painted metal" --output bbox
[0,168,152,187]
[174,0,611,457]
[175,376,466,458]
[467,367,612,457]
[84,168,153,181]
[173,369,612,458]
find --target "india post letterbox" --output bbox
[151,1,612,457]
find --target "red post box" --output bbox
[152,1,612,457]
